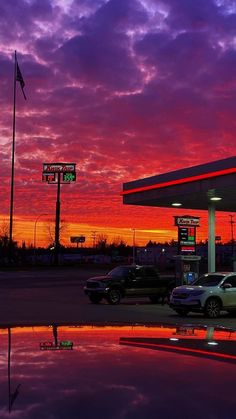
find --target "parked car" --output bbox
[84,265,175,304]
[169,272,236,318]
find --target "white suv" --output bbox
[169,272,236,318]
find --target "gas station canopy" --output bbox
[122,156,236,212]
[122,156,236,273]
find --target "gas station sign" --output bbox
[178,226,196,254]
[42,163,76,184]
[175,215,200,255]
[174,216,200,227]
[43,163,76,173]
[42,162,77,265]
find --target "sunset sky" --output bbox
[1,0,236,247]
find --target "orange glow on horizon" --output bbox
[0,215,178,247]
[0,212,232,248]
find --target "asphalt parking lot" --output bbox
[0,266,236,329]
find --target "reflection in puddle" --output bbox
[0,323,235,418]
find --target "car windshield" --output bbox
[107,266,131,277]
[192,274,225,287]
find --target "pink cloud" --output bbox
[0,0,235,246]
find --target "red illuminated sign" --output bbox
[180,246,196,253]
[42,173,56,183]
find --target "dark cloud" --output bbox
[56,33,142,90]
[88,0,148,31]
[166,0,218,29]
[30,0,53,19]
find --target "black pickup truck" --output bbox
[84,265,176,304]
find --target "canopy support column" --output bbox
[208,204,215,272]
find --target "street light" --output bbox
[34,214,48,264]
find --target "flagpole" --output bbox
[8,327,11,412]
[9,51,17,263]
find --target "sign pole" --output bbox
[42,163,76,266]
[54,174,61,265]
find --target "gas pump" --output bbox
[174,255,201,286]
[173,215,201,286]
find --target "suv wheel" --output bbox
[89,295,103,304]
[107,289,121,305]
[204,298,221,318]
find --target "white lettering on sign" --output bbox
[43,163,76,173]
[175,216,200,226]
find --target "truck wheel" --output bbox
[204,298,221,318]
[107,289,121,305]
[89,295,103,304]
[149,296,160,304]
[175,309,189,316]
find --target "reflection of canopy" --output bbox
[122,156,236,271]
[119,337,236,364]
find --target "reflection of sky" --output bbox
[0,326,235,418]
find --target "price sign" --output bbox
[63,172,76,182]
[42,163,76,184]
[178,226,196,254]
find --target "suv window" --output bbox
[143,267,158,277]
[193,274,225,286]
[223,275,236,287]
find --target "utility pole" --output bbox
[33,213,48,264]
[54,174,61,265]
[91,231,97,248]
[229,215,235,258]
[131,228,136,265]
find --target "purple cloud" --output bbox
[0,0,236,245]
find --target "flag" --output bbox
[16,61,26,100]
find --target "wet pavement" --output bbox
[0,323,236,418]
[1,268,236,418]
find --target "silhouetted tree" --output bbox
[96,234,108,251]
[45,219,69,247]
